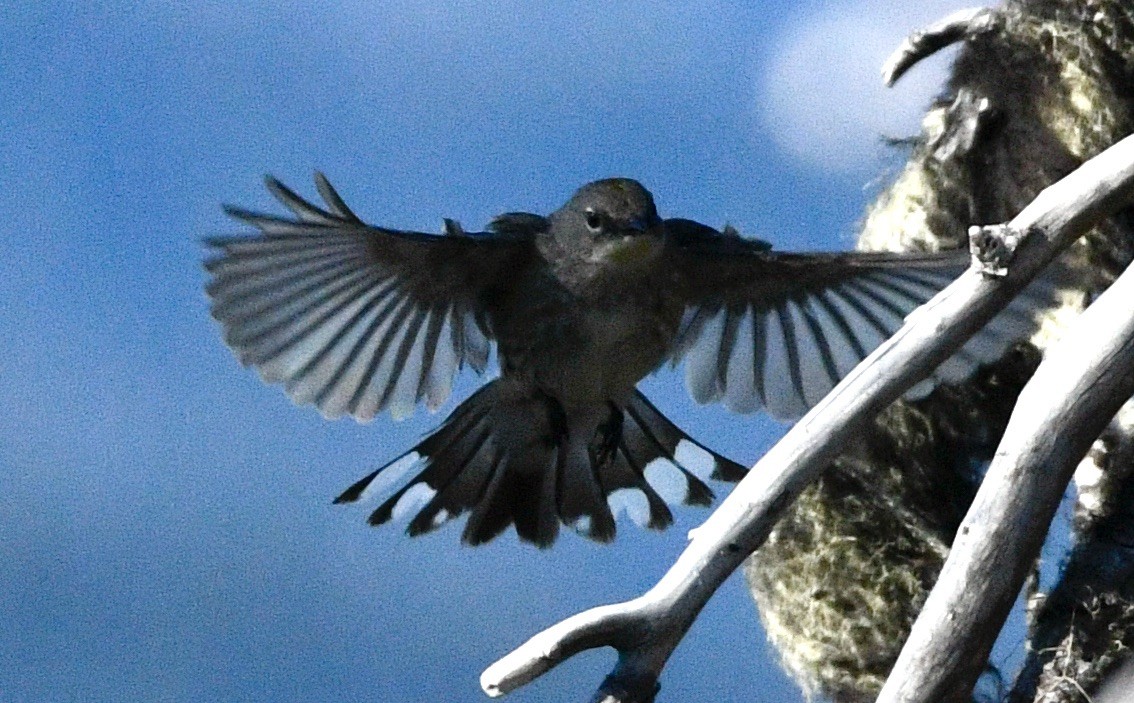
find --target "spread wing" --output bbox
[205,174,539,421]
[665,219,1048,420]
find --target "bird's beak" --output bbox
[626,217,649,234]
[619,215,663,238]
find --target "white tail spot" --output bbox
[644,459,689,504]
[674,440,716,481]
[391,482,437,521]
[607,488,651,528]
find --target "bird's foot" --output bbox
[589,404,624,469]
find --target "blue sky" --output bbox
[1,1,965,701]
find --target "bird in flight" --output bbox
[205,175,1041,547]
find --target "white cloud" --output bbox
[757,0,966,175]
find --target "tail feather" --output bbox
[380,417,494,529]
[509,461,560,546]
[333,388,486,505]
[620,405,707,507]
[460,447,511,545]
[615,437,675,529]
[333,382,747,546]
[625,393,748,482]
[556,439,618,542]
[593,437,675,531]
[405,420,495,535]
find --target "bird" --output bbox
[204,175,1045,547]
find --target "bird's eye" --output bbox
[584,210,602,232]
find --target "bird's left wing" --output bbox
[205,175,539,421]
[665,219,1046,420]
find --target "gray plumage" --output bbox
[205,175,1045,547]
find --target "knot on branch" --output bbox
[969,224,1025,277]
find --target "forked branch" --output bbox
[877,259,1134,702]
[482,136,1134,702]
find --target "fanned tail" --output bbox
[334,383,746,547]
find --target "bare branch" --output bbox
[876,217,1134,703]
[1007,402,1134,702]
[482,135,1134,702]
[881,7,1001,87]
[482,597,662,699]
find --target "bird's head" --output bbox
[551,178,665,266]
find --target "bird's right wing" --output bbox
[664,219,1053,420]
[205,175,540,421]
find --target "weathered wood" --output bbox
[481,135,1134,703]
[877,201,1134,701]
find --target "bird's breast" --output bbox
[497,283,682,407]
